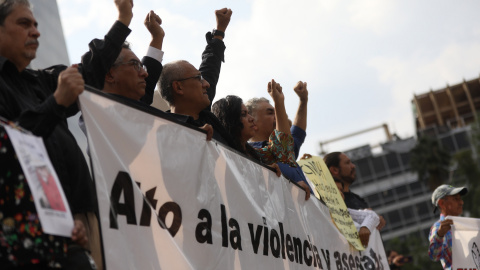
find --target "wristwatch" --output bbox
[212,29,225,38]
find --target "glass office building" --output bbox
[335,75,480,242]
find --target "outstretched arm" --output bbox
[213,8,232,40]
[290,81,308,158]
[254,80,296,167]
[80,0,132,89]
[199,8,232,110]
[293,81,308,131]
[140,10,165,105]
[268,79,291,135]
[145,10,164,51]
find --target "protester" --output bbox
[212,80,295,165]
[159,8,234,146]
[324,152,386,230]
[334,179,379,247]
[78,10,165,145]
[78,9,214,143]
[86,11,163,103]
[428,184,468,270]
[77,8,166,269]
[247,81,312,197]
[0,0,133,268]
[211,80,312,200]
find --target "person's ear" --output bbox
[172,81,183,95]
[438,198,445,209]
[329,166,339,177]
[105,69,115,84]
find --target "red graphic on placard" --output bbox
[36,166,66,212]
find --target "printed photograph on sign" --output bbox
[33,165,66,212]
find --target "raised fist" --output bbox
[144,10,164,39]
[115,0,134,26]
[293,81,308,102]
[268,79,284,104]
[215,8,232,32]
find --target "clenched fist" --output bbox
[215,8,232,32]
[293,81,308,102]
[54,65,84,107]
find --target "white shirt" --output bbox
[348,208,380,233]
[146,46,164,62]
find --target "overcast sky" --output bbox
[56,0,480,157]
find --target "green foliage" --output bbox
[451,150,478,184]
[448,115,480,218]
[470,113,480,158]
[465,191,480,218]
[410,136,451,191]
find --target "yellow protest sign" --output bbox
[298,156,364,251]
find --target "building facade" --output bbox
[332,76,480,242]
[30,0,70,69]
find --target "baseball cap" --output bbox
[431,184,468,213]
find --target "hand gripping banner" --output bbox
[79,88,388,270]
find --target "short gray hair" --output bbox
[245,97,270,117]
[158,60,189,106]
[0,0,31,25]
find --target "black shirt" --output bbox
[344,191,369,210]
[0,21,131,214]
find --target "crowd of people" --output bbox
[0,0,470,269]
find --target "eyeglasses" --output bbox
[112,59,146,73]
[176,74,204,83]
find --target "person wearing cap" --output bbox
[428,184,468,270]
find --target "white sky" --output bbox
[56,0,480,157]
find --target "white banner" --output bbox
[79,89,388,270]
[450,216,480,270]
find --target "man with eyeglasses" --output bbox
[0,0,134,268]
[77,10,164,104]
[78,10,166,147]
[159,8,236,148]
[98,10,164,103]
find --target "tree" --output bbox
[410,136,451,191]
[470,113,480,162]
[447,113,480,218]
[450,149,480,217]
